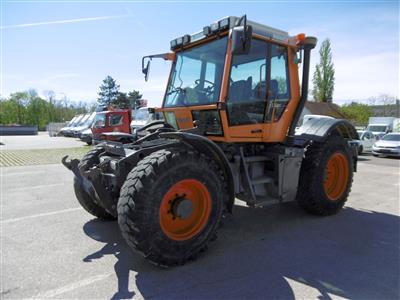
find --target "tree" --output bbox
[0,89,90,129]
[127,90,143,109]
[312,39,335,103]
[98,76,120,106]
[114,92,131,108]
[9,91,30,124]
[340,102,373,126]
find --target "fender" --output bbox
[295,118,359,141]
[160,131,235,213]
[294,118,359,171]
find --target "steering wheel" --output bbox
[195,79,215,96]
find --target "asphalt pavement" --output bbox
[1,154,399,299]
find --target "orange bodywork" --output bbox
[156,31,302,143]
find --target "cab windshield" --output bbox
[164,37,227,107]
[133,109,149,121]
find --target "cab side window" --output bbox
[227,40,291,126]
[265,44,290,121]
[109,114,123,126]
[227,39,268,126]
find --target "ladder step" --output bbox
[244,156,269,163]
[252,177,274,185]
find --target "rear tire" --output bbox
[117,148,225,267]
[297,135,354,216]
[73,177,115,220]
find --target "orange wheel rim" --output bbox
[159,179,211,241]
[324,152,349,201]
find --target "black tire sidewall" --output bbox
[73,177,114,220]
[149,161,222,256]
[78,147,104,172]
[310,138,354,212]
[118,150,224,264]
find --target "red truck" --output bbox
[91,107,164,144]
[91,108,132,144]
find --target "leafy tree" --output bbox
[98,75,120,106]
[127,90,143,109]
[9,91,30,124]
[312,39,335,102]
[0,89,90,130]
[114,92,131,108]
[340,102,373,126]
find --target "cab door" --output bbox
[225,38,268,140]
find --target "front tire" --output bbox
[297,135,354,216]
[77,146,117,217]
[117,149,225,267]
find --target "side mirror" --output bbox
[142,58,151,82]
[231,25,253,55]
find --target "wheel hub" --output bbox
[159,179,212,241]
[169,195,193,220]
[324,152,349,201]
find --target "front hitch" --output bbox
[62,155,79,172]
[62,155,97,200]
[62,155,118,217]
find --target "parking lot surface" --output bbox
[1,150,399,299]
[1,132,85,150]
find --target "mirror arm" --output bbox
[142,52,176,80]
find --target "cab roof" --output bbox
[171,16,289,50]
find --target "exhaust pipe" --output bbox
[287,36,317,138]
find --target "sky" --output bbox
[1,0,399,107]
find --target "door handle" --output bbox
[251,129,262,133]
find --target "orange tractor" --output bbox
[63,16,358,267]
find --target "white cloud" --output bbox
[0,15,129,30]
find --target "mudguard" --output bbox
[160,131,235,213]
[294,118,359,171]
[294,118,359,144]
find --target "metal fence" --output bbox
[47,122,67,137]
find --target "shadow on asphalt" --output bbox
[82,203,400,300]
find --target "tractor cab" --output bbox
[143,16,316,143]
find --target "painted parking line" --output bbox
[0,171,46,177]
[32,272,144,299]
[2,207,83,224]
[5,183,66,192]
[32,273,112,299]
